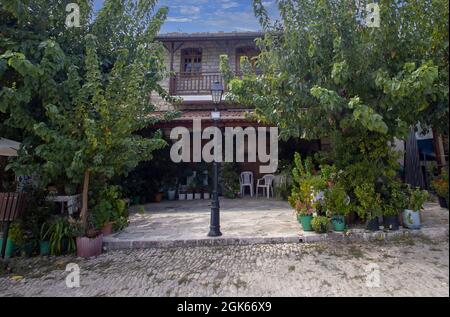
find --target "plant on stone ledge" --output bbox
[311,216,330,234]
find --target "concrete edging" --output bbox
[103,226,449,250]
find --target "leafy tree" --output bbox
[1,0,174,225]
[221,0,448,211]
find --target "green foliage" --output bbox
[324,183,351,217]
[222,0,448,217]
[8,222,24,244]
[354,183,382,221]
[47,217,76,255]
[406,187,429,211]
[289,153,325,216]
[92,186,127,229]
[381,179,407,217]
[431,168,449,201]
[311,216,330,234]
[1,0,172,192]
[221,163,240,199]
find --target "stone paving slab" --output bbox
[103,200,449,250]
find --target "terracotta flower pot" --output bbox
[101,222,114,236]
[154,193,163,203]
[76,234,103,258]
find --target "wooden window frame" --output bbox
[181,48,203,76]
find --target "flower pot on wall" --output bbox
[22,241,35,257]
[297,215,313,232]
[40,241,50,256]
[438,196,448,209]
[167,190,176,201]
[384,215,400,231]
[179,194,186,201]
[194,193,202,200]
[331,215,346,232]
[0,238,16,258]
[154,193,163,203]
[366,218,380,231]
[101,222,114,236]
[402,209,421,229]
[186,193,194,200]
[203,193,210,200]
[76,234,103,258]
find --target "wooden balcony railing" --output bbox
[170,72,225,96]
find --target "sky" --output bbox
[93,0,278,33]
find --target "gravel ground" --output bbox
[0,236,448,297]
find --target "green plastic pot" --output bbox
[22,241,35,258]
[331,215,346,232]
[297,215,313,232]
[0,238,16,258]
[40,241,50,256]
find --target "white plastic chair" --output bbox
[256,174,275,199]
[240,171,254,197]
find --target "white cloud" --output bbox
[221,1,239,10]
[167,17,193,23]
[179,6,200,14]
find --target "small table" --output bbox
[46,194,81,215]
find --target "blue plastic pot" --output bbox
[403,209,421,229]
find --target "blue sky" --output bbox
[93,0,278,33]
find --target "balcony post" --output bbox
[169,42,175,95]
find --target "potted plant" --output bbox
[178,188,187,201]
[48,217,76,255]
[288,153,326,232]
[167,187,177,201]
[203,185,211,200]
[382,181,406,231]
[403,187,429,229]
[355,183,382,231]
[311,216,330,234]
[70,218,103,258]
[154,189,164,203]
[431,169,449,209]
[39,222,51,256]
[93,205,114,236]
[186,181,195,200]
[324,183,351,232]
[293,199,314,231]
[0,222,22,258]
[221,163,240,199]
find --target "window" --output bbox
[181,48,202,75]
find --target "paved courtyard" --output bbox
[0,237,448,297]
[104,198,299,248]
[103,199,449,249]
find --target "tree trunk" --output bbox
[80,170,90,226]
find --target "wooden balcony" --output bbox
[170,72,225,96]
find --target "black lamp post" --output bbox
[208,81,223,237]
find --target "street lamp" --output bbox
[208,81,224,237]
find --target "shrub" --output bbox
[432,168,449,202]
[324,183,351,217]
[354,183,382,221]
[406,187,429,211]
[221,163,240,199]
[311,216,330,234]
[289,153,326,216]
[92,186,128,230]
[382,180,407,217]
